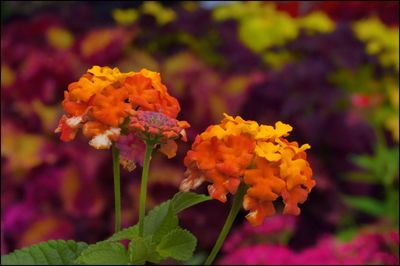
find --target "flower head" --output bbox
[128,110,190,160]
[55,66,183,150]
[180,113,315,226]
[130,110,189,142]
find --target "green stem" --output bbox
[204,181,247,265]
[112,143,121,233]
[138,140,154,237]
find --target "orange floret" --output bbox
[123,71,180,118]
[181,133,255,203]
[91,86,131,127]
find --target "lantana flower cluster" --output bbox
[180,114,315,226]
[55,66,189,170]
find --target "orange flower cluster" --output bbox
[55,66,181,149]
[180,114,315,226]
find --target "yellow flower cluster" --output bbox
[353,17,399,70]
[213,2,335,69]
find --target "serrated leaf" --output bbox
[128,236,162,265]
[342,195,384,216]
[145,201,179,242]
[107,225,139,242]
[152,210,179,243]
[182,251,207,265]
[1,240,88,265]
[107,201,177,243]
[156,229,196,261]
[171,192,211,213]
[75,241,128,265]
[107,192,209,243]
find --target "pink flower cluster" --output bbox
[219,228,399,265]
[222,215,296,253]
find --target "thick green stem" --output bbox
[112,143,121,233]
[204,181,247,265]
[138,140,153,237]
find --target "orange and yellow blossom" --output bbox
[55,66,183,149]
[180,113,315,226]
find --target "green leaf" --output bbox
[342,195,384,216]
[107,192,209,243]
[182,251,207,265]
[336,227,359,242]
[75,241,129,265]
[1,240,88,265]
[156,228,197,261]
[344,172,379,184]
[107,226,138,242]
[128,236,162,265]
[384,189,399,227]
[351,154,374,171]
[144,200,178,241]
[171,192,211,213]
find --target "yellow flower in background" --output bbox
[385,85,399,142]
[80,29,113,58]
[385,115,399,142]
[112,8,138,26]
[213,1,263,21]
[213,2,335,54]
[298,12,335,34]
[141,1,176,25]
[238,8,298,52]
[1,64,15,87]
[46,27,74,50]
[1,122,44,180]
[353,17,399,70]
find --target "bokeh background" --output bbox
[1,1,399,264]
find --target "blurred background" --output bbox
[1,1,399,264]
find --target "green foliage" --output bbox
[128,236,162,265]
[350,145,399,186]
[335,227,359,242]
[342,195,384,217]
[144,201,178,242]
[106,226,139,242]
[2,192,209,265]
[156,229,197,261]
[75,242,129,265]
[385,189,399,228]
[106,192,210,242]
[102,192,208,264]
[343,141,399,227]
[182,252,208,265]
[171,191,211,213]
[1,240,88,265]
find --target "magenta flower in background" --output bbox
[218,245,295,265]
[116,133,146,172]
[219,229,399,265]
[223,215,296,253]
